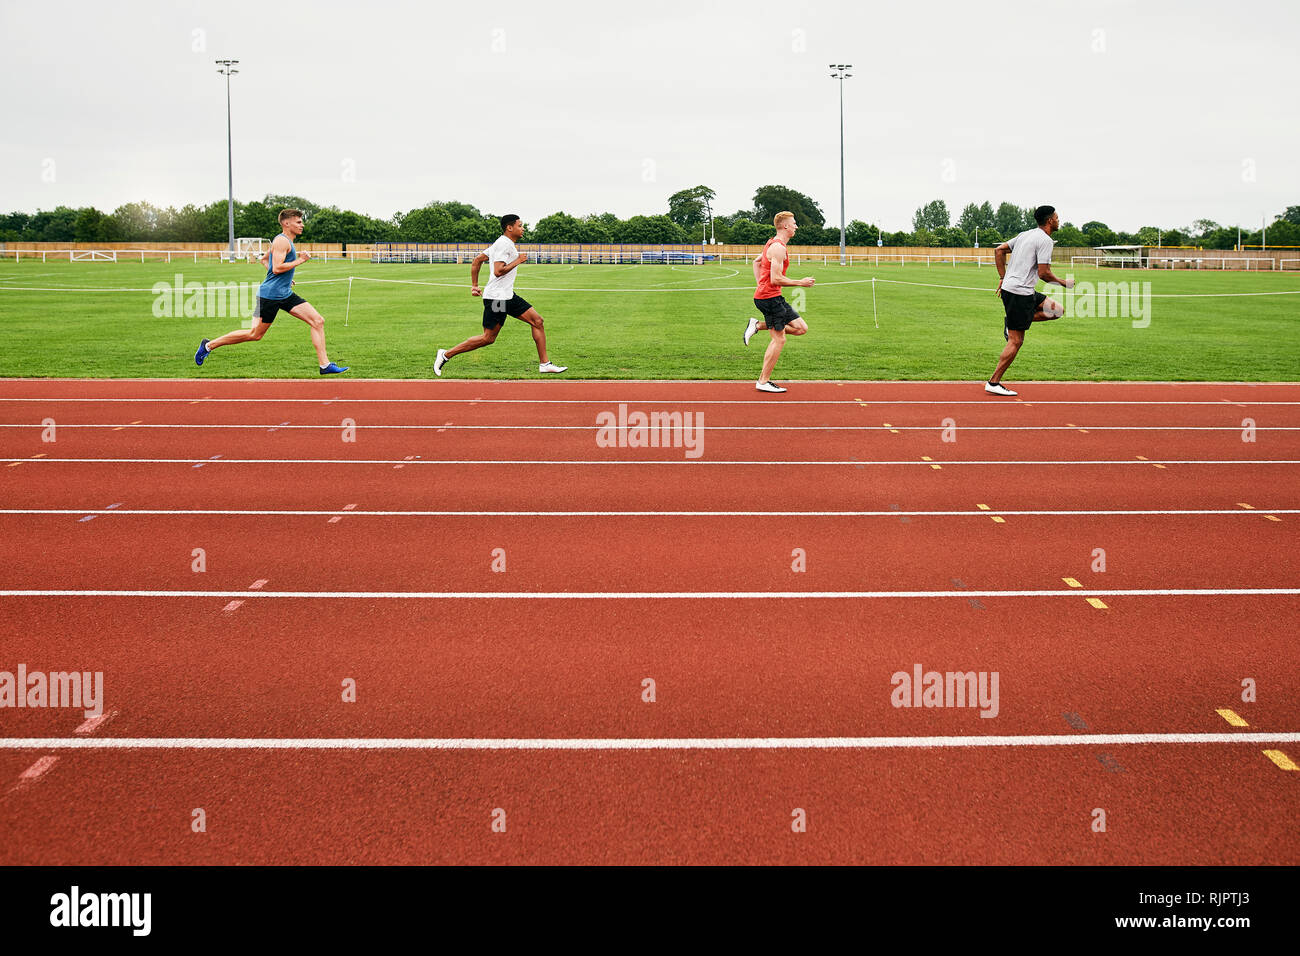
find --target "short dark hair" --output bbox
[500,214,521,231]
[1034,205,1056,227]
[279,208,303,223]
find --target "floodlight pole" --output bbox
[216,60,239,261]
[830,65,852,265]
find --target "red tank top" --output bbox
[754,237,786,299]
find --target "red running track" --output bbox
[0,379,1297,865]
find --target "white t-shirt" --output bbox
[482,235,520,300]
[1001,227,1055,296]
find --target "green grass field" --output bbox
[0,257,1297,380]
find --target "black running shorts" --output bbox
[1000,290,1047,332]
[753,295,800,332]
[255,293,307,324]
[482,295,533,328]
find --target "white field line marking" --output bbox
[4,423,1298,432]
[2,733,1299,751]
[3,508,1298,519]
[311,275,1300,297]
[870,277,1300,298]
[2,588,1297,599]
[2,398,1300,406]
[649,267,742,287]
[5,458,1298,467]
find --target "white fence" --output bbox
[5,247,1299,271]
[1070,255,1300,272]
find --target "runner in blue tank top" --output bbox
[194,208,348,374]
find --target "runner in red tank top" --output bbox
[742,211,815,393]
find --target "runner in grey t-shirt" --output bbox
[985,205,1075,396]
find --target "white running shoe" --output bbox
[539,361,568,374]
[984,381,1017,396]
[756,381,787,393]
[434,349,448,377]
[743,317,759,346]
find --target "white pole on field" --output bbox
[345,276,353,327]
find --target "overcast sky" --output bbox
[1,0,1296,232]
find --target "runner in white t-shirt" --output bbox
[985,205,1075,396]
[434,214,567,376]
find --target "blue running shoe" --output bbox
[319,362,349,375]
[195,338,210,366]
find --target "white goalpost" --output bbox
[235,237,269,261]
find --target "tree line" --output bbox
[3,186,1296,249]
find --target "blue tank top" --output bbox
[258,234,296,299]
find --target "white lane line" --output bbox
[3,508,1298,518]
[5,458,1298,466]
[327,503,356,524]
[2,588,1297,599]
[4,423,1298,432]
[2,732,1299,751]
[224,579,268,611]
[76,501,122,523]
[4,378,1298,384]
[7,709,119,794]
[2,398,1299,406]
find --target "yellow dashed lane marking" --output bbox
[1062,577,1082,588]
[976,504,990,510]
[1263,750,1298,771]
[1267,515,1282,522]
[1216,709,1249,727]
[990,516,1005,524]
[1086,598,1108,609]
[1136,456,1148,461]
[1237,503,1254,509]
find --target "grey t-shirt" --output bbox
[1001,227,1055,295]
